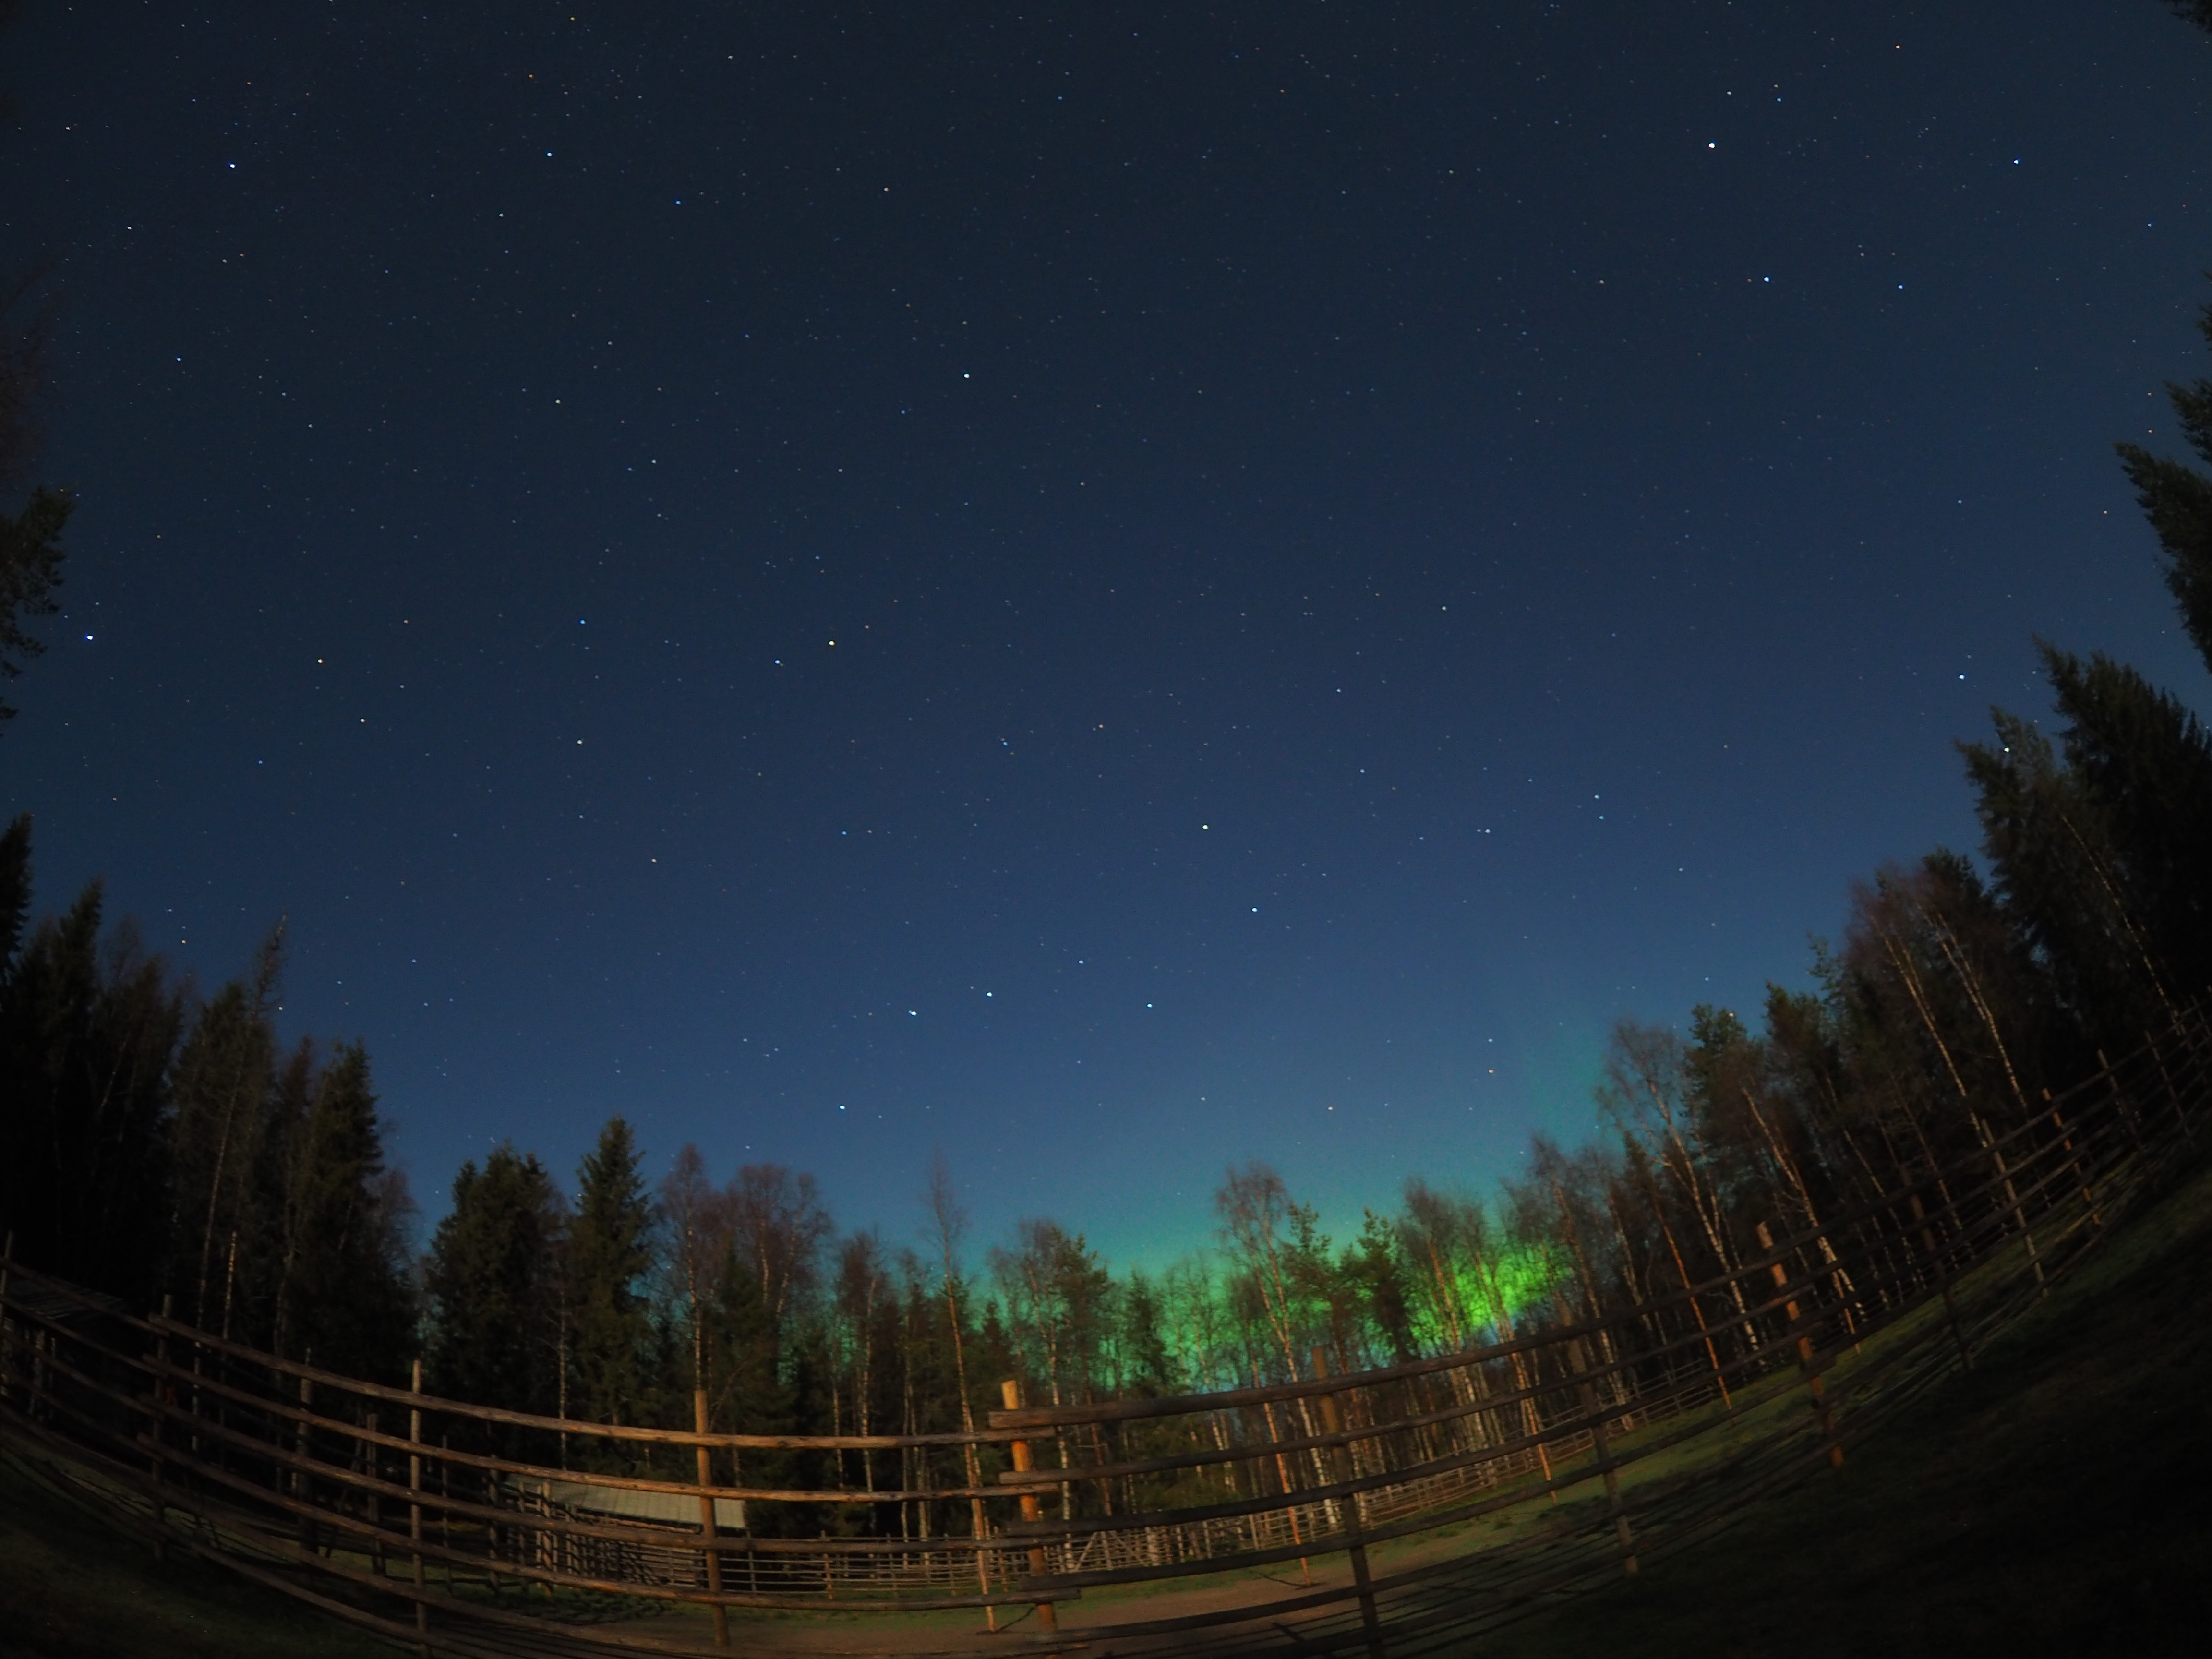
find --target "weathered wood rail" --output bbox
[2,1008,2206,1658]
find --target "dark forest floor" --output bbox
[5,1152,2212,1659]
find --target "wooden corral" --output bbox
[2,1009,2207,1658]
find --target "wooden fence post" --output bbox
[695,1388,730,1649]
[0,1231,12,1408]
[409,1359,429,1658]
[185,1308,203,1462]
[1970,1113,2046,1298]
[1257,1391,1313,1582]
[439,1432,452,1590]
[2046,1091,2102,1230]
[1566,1332,1637,1575]
[1000,1379,1058,1644]
[297,1367,319,1556]
[364,1409,384,1575]
[149,1294,171,1562]
[1312,1351,1387,1659]
[2097,1050,2144,1153]
[1756,1223,1840,1468]
[2146,1029,2195,1144]
[1907,1191,1972,1370]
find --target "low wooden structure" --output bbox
[2,1010,2206,1657]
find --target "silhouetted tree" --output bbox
[1113,1268,1177,1396]
[2116,310,2212,672]
[2040,650,2212,1006]
[0,481,64,726]
[0,156,67,727]
[166,932,282,1328]
[1345,1211,1416,1366]
[658,1142,732,1397]
[2168,3,2212,41]
[0,865,180,1306]
[0,812,28,966]
[567,1116,657,1435]
[425,1143,563,1413]
[728,1160,830,1355]
[267,1044,414,1379]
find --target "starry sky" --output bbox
[2,1,2208,1266]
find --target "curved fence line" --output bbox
[2,1007,2205,1658]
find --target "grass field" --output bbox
[1483,1148,2212,1659]
[0,1450,392,1659]
[5,1153,2212,1659]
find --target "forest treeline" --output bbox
[4,290,2212,1538]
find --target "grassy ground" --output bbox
[5,1154,2211,1659]
[0,1452,392,1659]
[1482,1149,2212,1659]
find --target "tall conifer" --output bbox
[2042,649,2212,1006]
[567,1116,657,1435]
[0,873,180,1305]
[0,812,29,967]
[273,1044,414,1379]
[2116,298,2212,673]
[167,932,282,1327]
[425,1144,562,1412]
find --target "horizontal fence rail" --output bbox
[3,1006,2207,1658]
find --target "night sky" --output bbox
[2,2,2208,1265]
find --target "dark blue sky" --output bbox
[3,1,2208,1265]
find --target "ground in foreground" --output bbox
[1484,1149,2212,1659]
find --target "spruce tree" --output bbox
[2137,0,2212,659]
[166,934,281,1328]
[1115,1269,1178,1396]
[1961,716,2144,1042]
[1345,1213,1416,1366]
[425,1144,561,1412]
[0,252,67,730]
[273,1044,414,1380]
[0,483,65,725]
[710,1238,794,1463]
[1967,279,2212,1045]
[567,1116,657,1435]
[0,812,29,967]
[0,873,180,1305]
[2042,649,2212,1008]
[2116,294,2212,675]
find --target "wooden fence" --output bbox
[3,1007,2207,1658]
